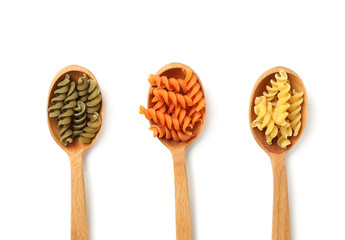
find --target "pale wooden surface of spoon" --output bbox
[147,62,206,240]
[47,65,103,240]
[249,66,308,240]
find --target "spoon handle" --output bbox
[69,152,88,240]
[171,147,192,240]
[270,153,290,240]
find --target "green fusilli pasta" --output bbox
[79,112,102,144]
[58,82,78,145]
[48,72,102,146]
[72,101,87,140]
[77,74,90,103]
[48,74,70,118]
[87,79,102,118]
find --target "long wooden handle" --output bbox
[69,152,88,240]
[171,147,192,240]
[270,153,290,240]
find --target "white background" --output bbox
[0,0,344,239]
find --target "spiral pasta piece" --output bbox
[58,82,78,126]
[48,74,70,118]
[263,79,279,102]
[60,124,73,146]
[273,74,291,127]
[148,75,187,93]
[277,125,292,149]
[56,82,78,145]
[149,125,194,142]
[275,70,288,84]
[288,89,304,136]
[87,79,102,117]
[252,96,266,131]
[77,74,90,103]
[72,101,87,140]
[79,112,102,144]
[251,96,278,144]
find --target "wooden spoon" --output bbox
[47,65,103,240]
[147,62,206,240]
[249,66,308,240]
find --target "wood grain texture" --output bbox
[69,151,88,240]
[145,63,205,240]
[270,153,290,240]
[171,146,192,240]
[47,65,103,240]
[249,66,308,240]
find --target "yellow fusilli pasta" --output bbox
[277,124,292,149]
[252,69,304,149]
[263,79,279,102]
[288,89,304,136]
[252,96,278,145]
[273,71,291,127]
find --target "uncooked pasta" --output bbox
[79,112,102,144]
[140,67,206,142]
[48,73,102,146]
[288,89,304,136]
[86,78,102,118]
[48,74,70,118]
[72,101,87,140]
[252,69,303,149]
[77,74,90,104]
[58,81,78,145]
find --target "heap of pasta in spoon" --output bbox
[48,73,102,146]
[140,68,206,142]
[252,69,304,149]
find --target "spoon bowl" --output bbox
[249,66,307,240]
[47,65,103,154]
[249,66,308,154]
[47,65,103,240]
[147,62,206,150]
